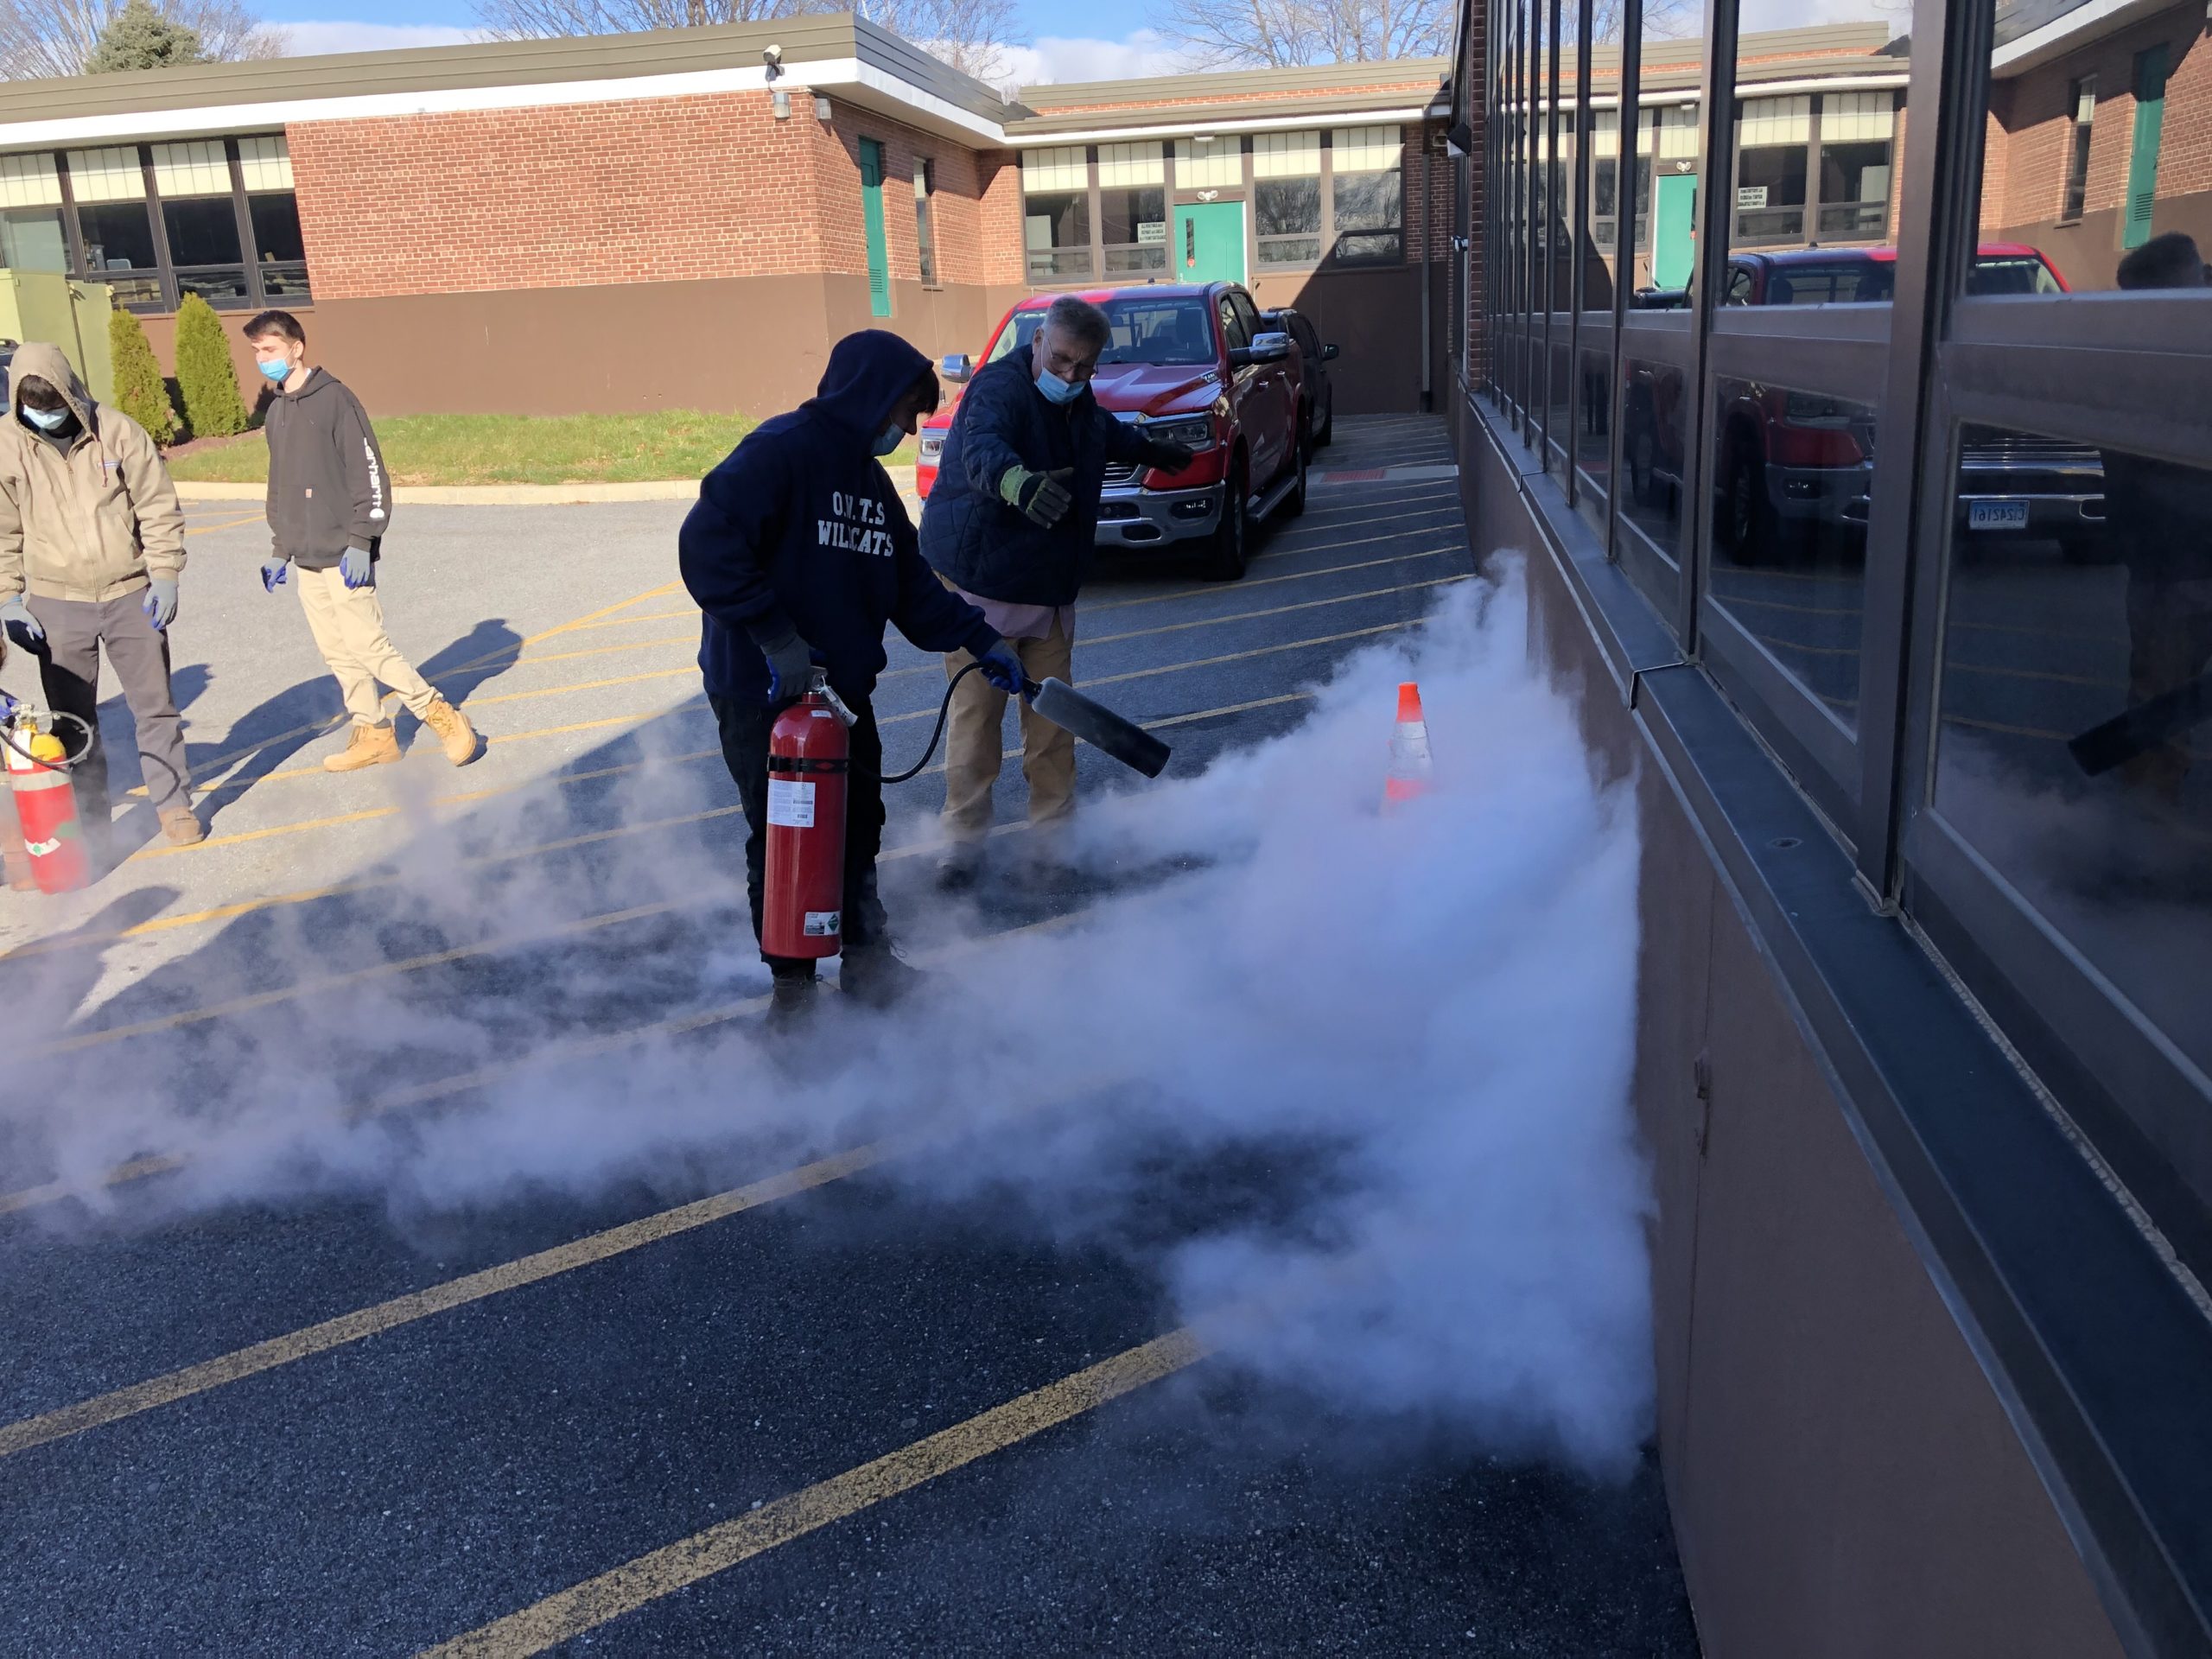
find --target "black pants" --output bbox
[711,693,889,976]
[28,592,191,822]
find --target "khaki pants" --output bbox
[942,615,1076,842]
[295,563,436,726]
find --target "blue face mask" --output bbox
[257,359,292,386]
[1035,368,1084,406]
[871,422,905,457]
[20,405,67,432]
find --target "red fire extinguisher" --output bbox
[3,704,93,895]
[760,671,850,959]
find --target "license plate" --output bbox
[1968,500,2030,531]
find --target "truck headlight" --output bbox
[1141,416,1214,450]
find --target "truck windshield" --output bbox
[984,297,1217,367]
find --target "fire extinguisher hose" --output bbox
[870,660,986,785]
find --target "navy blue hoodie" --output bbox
[681,331,1001,705]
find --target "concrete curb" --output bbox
[176,465,920,506]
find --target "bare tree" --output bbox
[854,0,1020,83]
[478,0,1023,85]
[0,0,281,77]
[1151,0,1452,68]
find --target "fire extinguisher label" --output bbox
[766,779,816,828]
[804,911,841,937]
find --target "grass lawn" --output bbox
[164,411,922,486]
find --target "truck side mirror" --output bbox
[939,353,973,385]
[1246,331,1293,364]
[1323,343,1340,360]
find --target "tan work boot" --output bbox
[420,696,479,766]
[160,807,205,846]
[324,721,401,772]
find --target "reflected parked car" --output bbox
[1619,243,2103,563]
[1262,307,1338,451]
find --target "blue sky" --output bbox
[257,0,1195,84]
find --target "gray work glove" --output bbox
[141,577,179,630]
[754,622,816,706]
[1001,466,1074,529]
[0,595,41,646]
[1139,439,1197,474]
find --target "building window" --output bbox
[1332,124,1402,263]
[0,152,66,273]
[1097,143,1166,276]
[153,140,249,309]
[914,157,937,287]
[1254,130,1321,267]
[1022,146,1091,281]
[1735,95,1811,245]
[1816,92,1893,240]
[2060,78,2095,223]
[1173,137,1240,190]
[238,135,308,302]
[1591,111,1648,259]
[65,146,162,309]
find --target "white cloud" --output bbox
[1000,30,1207,91]
[273,20,480,55]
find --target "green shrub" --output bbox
[172,294,250,440]
[108,307,177,445]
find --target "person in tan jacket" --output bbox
[0,342,201,856]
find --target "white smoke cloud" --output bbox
[3,567,1654,1476]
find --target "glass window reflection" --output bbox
[1705,379,1875,729]
[1932,428,2212,1081]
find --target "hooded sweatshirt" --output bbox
[0,342,184,606]
[680,330,1001,706]
[262,366,391,569]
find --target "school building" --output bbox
[0,17,1463,418]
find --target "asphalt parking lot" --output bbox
[0,417,1700,1656]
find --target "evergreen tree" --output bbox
[85,0,210,73]
[172,293,249,439]
[108,307,179,445]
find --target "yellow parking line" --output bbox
[1085,543,1461,616]
[464,667,696,708]
[437,582,686,678]
[0,1142,893,1459]
[185,512,265,537]
[563,607,697,633]
[435,634,696,678]
[0,1154,183,1219]
[421,1331,1205,1657]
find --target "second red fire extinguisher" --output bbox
[759,669,850,960]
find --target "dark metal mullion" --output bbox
[1602,0,1644,568]
[1504,0,1522,422]
[1541,0,1561,468]
[138,146,175,313]
[1805,94,1825,243]
[1677,0,1741,652]
[1564,0,1591,506]
[1484,0,1497,398]
[1861,0,1992,901]
[1522,0,1542,448]
[1086,146,1103,283]
[54,151,87,282]
[226,138,261,309]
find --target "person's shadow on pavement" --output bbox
[188,618,524,825]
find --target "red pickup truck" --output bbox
[916,283,1308,580]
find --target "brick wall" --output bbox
[1983,3,2210,236]
[288,90,1005,301]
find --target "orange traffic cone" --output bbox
[1383,680,1433,808]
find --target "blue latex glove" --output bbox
[260,556,289,593]
[976,644,1026,697]
[340,546,376,590]
[141,576,178,630]
[0,595,41,646]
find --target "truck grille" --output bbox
[1103,461,1140,485]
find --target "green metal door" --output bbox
[1172,201,1245,284]
[1652,173,1697,290]
[859,137,891,318]
[2124,45,2169,251]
